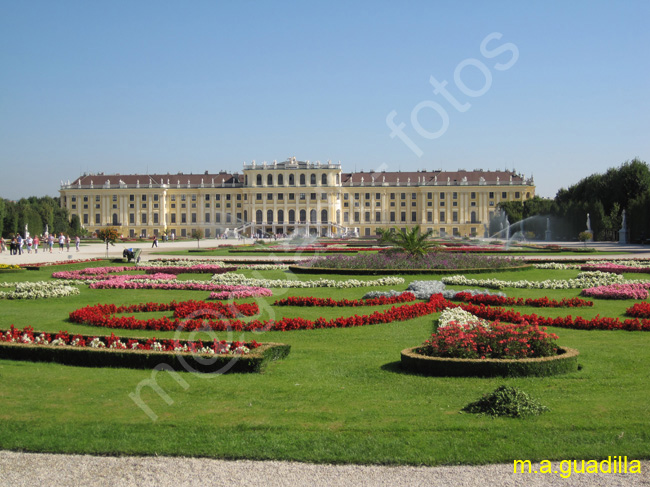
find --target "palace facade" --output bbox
[59,157,535,238]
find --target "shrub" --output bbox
[462,385,549,418]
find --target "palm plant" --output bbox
[377,225,436,256]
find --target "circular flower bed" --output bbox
[400,346,579,377]
[400,306,579,376]
[300,252,528,274]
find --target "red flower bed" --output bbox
[69,300,259,332]
[456,301,650,331]
[626,302,650,318]
[451,292,593,308]
[1,325,260,354]
[419,322,559,359]
[68,294,451,332]
[273,293,416,307]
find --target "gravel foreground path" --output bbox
[0,451,647,487]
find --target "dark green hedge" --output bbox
[400,346,579,377]
[0,342,290,374]
[289,264,533,276]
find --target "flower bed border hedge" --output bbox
[288,264,533,275]
[0,340,290,373]
[400,346,579,377]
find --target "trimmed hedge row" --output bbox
[288,264,533,276]
[0,341,291,374]
[400,346,579,377]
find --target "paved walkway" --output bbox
[2,239,650,267]
[0,238,300,266]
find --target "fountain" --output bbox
[619,210,628,244]
[585,213,594,242]
[545,217,552,241]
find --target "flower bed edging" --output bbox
[288,264,533,275]
[400,346,579,377]
[0,340,290,373]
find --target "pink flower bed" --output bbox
[52,266,130,280]
[581,264,650,274]
[209,287,273,300]
[89,279,273,295]
[581,283,650,300]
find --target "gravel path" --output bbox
[0,451,647,487]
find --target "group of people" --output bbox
[0,233,81,255]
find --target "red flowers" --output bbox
[451,293,593,308]
[1,325,260,354]
[67,294,450,332]
[69,300,259,332]
[273,293,416,307]
[419,321,559,359]
[457,300,650,331]
[626,302,650,318]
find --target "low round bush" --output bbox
[462,385,549,418]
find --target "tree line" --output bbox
[497,158,650,241]
[0,196,83,238]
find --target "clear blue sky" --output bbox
[1,0,648,200]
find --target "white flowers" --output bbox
[442,271,624,290]
[0,281,81,300]
[533,263,580,270]
[438,307,489,329]
[89,337,106,348]
[139,259,290,271]
[211,273,405,289]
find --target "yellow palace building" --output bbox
[59,157,534,239]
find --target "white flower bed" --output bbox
[437,307,489,329]
[0,281,81,300]
[533,263,581,270]
[442,271,624,290]
[533,260,650,270]
[211,272,405,289]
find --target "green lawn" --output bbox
[0,264,649,465]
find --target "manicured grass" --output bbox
[0,264,649,465]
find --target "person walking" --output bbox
[33,236,39,253]
[17,234,23,255]
[152,235,158,248]
[26,236,33,253]
[58,233,65,253]
[75,236,80,252]
[48,234,55,253]
[66,235,71,252]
